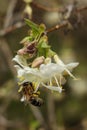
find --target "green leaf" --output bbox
[37,42,50,57]
[25,19,46,38]
[25,19,39,32]
[41,42,50,48]
[20,36,29,43]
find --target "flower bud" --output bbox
[44,57,51,64]
[26,42,36,54]
[32,56,45,68]
[17,48,27,55]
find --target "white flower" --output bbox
[12,55,28,67]
[14,63,64,93]
[13,54,79,93]
[54,55,79,79]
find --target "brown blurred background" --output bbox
[0,0,87,130]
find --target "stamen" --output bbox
[54,76,60,87]
[59,75,62,85]
[34,82,40,93]
[50,79,52,86]
[64,68,77,80]
[41,82,62,93]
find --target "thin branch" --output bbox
[0,38,16,77]
[46,22,68,34]
[32,1,87,13]
[46,6,87,34]
[0,5,87,36]
[32,1,61,12]
[4,0,17,28]
[77,6,87,12]
[0,22,25,36]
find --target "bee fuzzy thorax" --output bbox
[19,82,44,107]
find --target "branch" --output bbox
[46,22,67,34]
[4,0,17,28]
[0,38,16,77]
[0,5,87,36]
[46,6,87,34]
[32,1,87,13]
[32,1,61,12]
[0,22,25,36]
[77,6,87,12]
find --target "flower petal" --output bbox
[41,82,62,93]
[13,55,28,67]
[40,63,64,77]
[14,65,25,77]
[65,62,79,71]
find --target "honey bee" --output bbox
[21,82,44,107]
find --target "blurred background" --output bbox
[0,0,87,130]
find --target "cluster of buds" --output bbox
[13,19,79,106]
[17,41,37,58]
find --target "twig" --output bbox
[0,38,16,77]
[77,6,87,12]
[46,22,68,34]
[0,5,87,36]
[0,22,25,36]
[32,1,61,12]
[32,1,87,13]
[46,6,87,34]
[4,0,17,28]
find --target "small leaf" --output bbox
[41,42,50,48]
[20,36,29,44]
[37,43,49,57]
[25,19,39,32]
[25,19,46,38]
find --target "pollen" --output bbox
[18,76,25,82]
